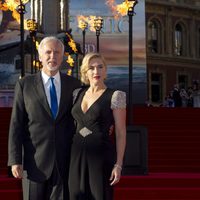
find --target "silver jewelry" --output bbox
[79,127,93,137]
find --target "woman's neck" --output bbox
[88,84,107,93]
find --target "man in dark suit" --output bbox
[8,36,80,200]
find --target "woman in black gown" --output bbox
[68,53,126,200]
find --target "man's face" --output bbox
[39,40,63,76]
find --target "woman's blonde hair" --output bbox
[80,52,107,85]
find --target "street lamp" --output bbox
[127,0,138,125]
[79,20,88,56]
[27,19,38,74]
[16,0,27,78]
[94,17,103,53]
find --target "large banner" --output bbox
[69,0,146,104]
[0,0,146,105]
[0,1,30,88]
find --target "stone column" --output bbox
[30,0,34,19]
[39,0,43,31]
[30,0,42,31]
[60,0,69,32]
[165,7,172,55]
[190,14,195,58]
[43,0,60,34]
[30,0,69,35]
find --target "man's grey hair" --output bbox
[38,36,65,55]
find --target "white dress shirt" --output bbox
[41,71,61,109]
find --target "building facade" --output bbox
[1,0,200,106]
[146,0,200,104]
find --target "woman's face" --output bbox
[86,57,106,86]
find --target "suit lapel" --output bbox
[34,72,52,118]
[57,73,67,119]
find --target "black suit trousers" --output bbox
[22,163,68,200]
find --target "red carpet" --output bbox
[1,173,200,200]
[1,107,200,199]
[0,176,22,200]
[114,173,200,200]
[133,107,200,173]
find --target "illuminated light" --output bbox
[77,15,102,32]
[94,17,103,52]
[94,17,103,32]
[33,60,40,69]
[64,32,76,73]
[77,16,88,56]
[26,19,37,33]
[35,40,39,50]
[77,15,88,31]
[66,32,78,53]
[67,69,72,76]
[27,18,38,74]
[66,55,74,67]
[68,39,77,53]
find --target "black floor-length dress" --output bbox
[69,88,117,200]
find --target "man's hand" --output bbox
[11,164,23,179]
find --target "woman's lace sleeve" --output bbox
[111,90,126,109]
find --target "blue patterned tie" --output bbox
[49,77,58,119]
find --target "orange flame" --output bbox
[105,0,118,18]
[0,0,30,29]
[0,2,9,11]
[106,0,132,17]
[116,1,130,16]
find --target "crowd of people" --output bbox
[162,82,199,108]
[145,82,200,108]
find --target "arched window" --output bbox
[174,24,183,56]
[147,20,161,53]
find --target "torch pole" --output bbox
[96,32,100,53]
[83,29,86,56]
[19,0,25,77]
[128,13,133,125]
